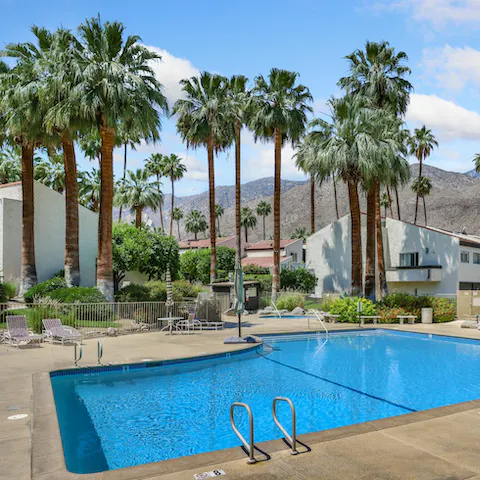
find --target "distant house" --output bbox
[306,214,480,296]
[242,239,304,273]
[0,181,98,286]
[178,236,248,257]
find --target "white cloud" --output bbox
[406,93,480,141]
[179,152,208,182]
[368,0,480,27]
[145,46,200,107]
[422,45,480,91]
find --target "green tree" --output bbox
[78,168,101,212]
[248,69,312,299]
[115,168,161,228]
[215,204,224,236]
[241,207,257,243]
[411,176,433,226]
[410,126,438,225]
[34,154,65,193]
[174,72,231,283]
[256,201,272,241]
[185,210,208,241]
[172,207,184,240]
[159,153,187,236]
[291,227,310,241]
[145,153,165,231]
[0,147,22,184]
[380,192,390,218]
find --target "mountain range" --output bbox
[117,163,480,241]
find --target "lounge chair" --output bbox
[5,316,43,347]
[176,312,204,332]
[42,319,82,345]
[185,309,224,331]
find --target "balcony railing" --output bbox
[386,265,442,283]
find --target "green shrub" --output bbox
[243,264,270,275]
[329,296,376,323]
[144,281,167,301]
[0,284,7,303]
[280,267,317,293]
[24,277,67,304]
[377,306,409,323]
[172,280,202,300]
[47,287,106,304]
[179,247,235,284]
[275,293,305,311]
[2,281,17,300]
[318,296,337,312]
[115,284,151,302]
[430,297,455,323]
[244,274,272,295]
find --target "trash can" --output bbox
[421,308,433,324]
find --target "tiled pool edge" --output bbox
[31,329,480,479]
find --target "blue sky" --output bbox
[2,0,480,196]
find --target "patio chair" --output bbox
[5,316,43,347]
[42,319,82,345]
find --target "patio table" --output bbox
[159,317,185,335]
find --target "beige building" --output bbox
[0,181,98,286]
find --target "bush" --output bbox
[179,247,235,284]
[47,287,106,304]
[2,281,17,300]
[172,280,202,300]
[24,277,67,304]
[280,267,317,293]
[377,306,409,323]
[115,284,151,302]
[244,274,272,295]
[431,297,455,323]
[275,293,305,311]
[243,264,270,275]
[329,296,377,323]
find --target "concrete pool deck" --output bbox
[1,316,480,480]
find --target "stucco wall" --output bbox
[458,245,480,284]
[0,198,22,282]
[285,239,304,264]
[0,182,98,286]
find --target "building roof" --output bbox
[0,181,21,189]
[241,255,291,268]
[178,236,235,249]
[246,239,299,251]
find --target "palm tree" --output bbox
[172,207,184,240]
[411,177,433,225]
[473,153,480,174]
[0,147,22,184]
[241,207,257,243]
[380,192,389,218]
[185,210,208,241]
[159,154,187,236]
[215,204,225,236]
[115,168,161,228]
[410,126,437,225]
[34,152,66,193]
[145,153,165,231]
[174,72,230,283]
[256,201,272,240]
[78,168,101,212]
[79,129,102,165]
[47,17,168,299]
[249,69,312,299]
[291,227,310,241]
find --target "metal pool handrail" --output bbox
[271,300,282,318]
[307,309,329,337]
[97,340,103,365]
[272,397,298,455]
[74,343,82,366]
[230,402,256,464]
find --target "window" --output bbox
[399,252,419,267]
[474,253,480,265]
[292,253,298,263]
[461,251,470,263]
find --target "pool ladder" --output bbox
[73,340,103,366]
[230,397,301,464]
[307,309,329,337]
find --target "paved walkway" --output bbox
[1,316,480,480]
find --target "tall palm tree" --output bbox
[185,210,208,241]
[249,69,312,299]
[172,207,184,240]
[256,201,272,240]
[115,168,161,228]
[215,204,224,236]
[173,72,230,283]
[226,75,249,268]
[78,168,101,212]
[145,153,165,231]
[159,153,187,236]
[0,147,22,184]
[410,126,438,225]
[411,176,433,225]
[47,17,168,299]
[241,207,257,243]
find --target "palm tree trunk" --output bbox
[20,143,37,293]
[177,220,181,240]
[376,183,387,299]
[207,131,217,283]
[217,216,221,236]
[423,197,427,225]
[333,171,339,220]
[194,231,198,241]
[157,174,164,231]
[97,123,115,301]
[62,132,80,287]
[386,185,393,218]
[170,176,174,236]
[364,184,376,299]
[262,216,266,241]
[119,143,127,222]
[414,157,423,225]
[135,207,142,228]
[348,180,362,296]
[245,227,248,243]
[272,128,282,300]
[395,185,401,220]
[235,122,242,267]
[310,175,315,234]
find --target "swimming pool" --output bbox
[50,330,480,474]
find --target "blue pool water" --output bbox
[51,330,480,474]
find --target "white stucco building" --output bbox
[0,181,98,286]
[306,215,480,296]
